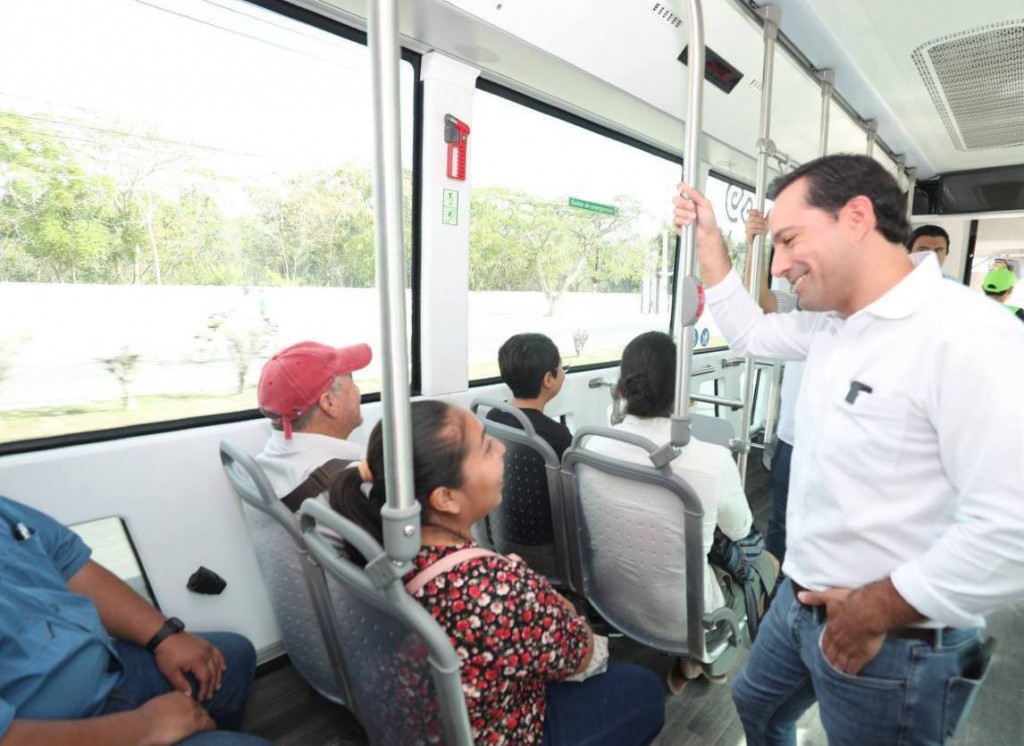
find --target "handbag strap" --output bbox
[280,459,354,513]
[404,547,499,596]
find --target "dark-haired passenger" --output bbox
[586,331,778,689]
[485,333,572,574]
[330,400,665,746]
[489,333,572,457]
[907,224,958,281]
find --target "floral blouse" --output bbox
[405,542,588,746]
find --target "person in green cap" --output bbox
[982,265,1024,322]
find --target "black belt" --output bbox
[790,580,955,642]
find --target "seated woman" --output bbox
[586,331,778,689]
[330,400,664,746]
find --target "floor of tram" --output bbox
[240,451,1024,745]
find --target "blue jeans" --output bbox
[541,662,664,746]
[102,632,270,745]
[732,579,987,746]
[766,440,792,563]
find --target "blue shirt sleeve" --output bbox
[0,496,92,580]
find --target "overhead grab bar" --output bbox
[735,3,780,485]
[670,0,706,449]
[369,0,418,568]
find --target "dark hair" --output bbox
[767,154,910,246]
[329,400,467,561]
[497,333,561,399]
[906,224,950,251]
[619,331,676,418]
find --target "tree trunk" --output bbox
[145,193,162,285]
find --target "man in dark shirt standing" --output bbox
[485,334,572,577]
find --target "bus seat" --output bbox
[218,440,352,706]
[299,500,474,746]
[470,397,573,590]
[690,413,735,449]
[560,427,747,675]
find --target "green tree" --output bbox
[470,188,646,314]
[244,165,376,287]
[154,188,237,285]
[0,113,118,283]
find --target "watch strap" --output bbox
[145,616,185,653]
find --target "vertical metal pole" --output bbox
[670,0,705,447]
[817,69,834,158]
[895,154,906,191]
[735,4,780,482]
[369,0,419,566]
[660,229,670,314]
[905,167,917,220]
[865,120,878,157]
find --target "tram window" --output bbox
[71,516,157,608]
[0,0,414,445]
[467,88,682,380]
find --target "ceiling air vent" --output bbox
[912,20,1024,151]
[652,3,682,29]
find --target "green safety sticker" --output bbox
[442,189,459,225]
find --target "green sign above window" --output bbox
[568,197,618,216]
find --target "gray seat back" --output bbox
[470,397,570,586]
[560,426,746,662]
[218,440,350,705]
[299,501,474,746]
[690,412,735,449]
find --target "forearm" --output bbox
[696,229,734,288]
[572,619,595,675]
[67,561,165,645]
[3,712,150,746]
[852,578,924,633]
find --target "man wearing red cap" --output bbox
[255,341,372,507]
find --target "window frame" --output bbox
[467,79,685,387]
[0,2,423,455]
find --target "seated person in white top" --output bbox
[255,341,371,509]
[586,331,778,688]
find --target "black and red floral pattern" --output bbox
[405,542,588,746]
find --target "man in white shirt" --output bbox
[255,341,371,505]
[673,154,1024,746]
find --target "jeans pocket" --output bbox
[942,638,995,739]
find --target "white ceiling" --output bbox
[772,0,1024,175]
[296,0,1023,181]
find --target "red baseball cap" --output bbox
[258,341,372,438]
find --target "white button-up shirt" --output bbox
[705,253,1024,628]
[255,431,362,499]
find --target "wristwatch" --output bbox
[145,616,185,653]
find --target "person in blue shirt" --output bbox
[0,496,269,746]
